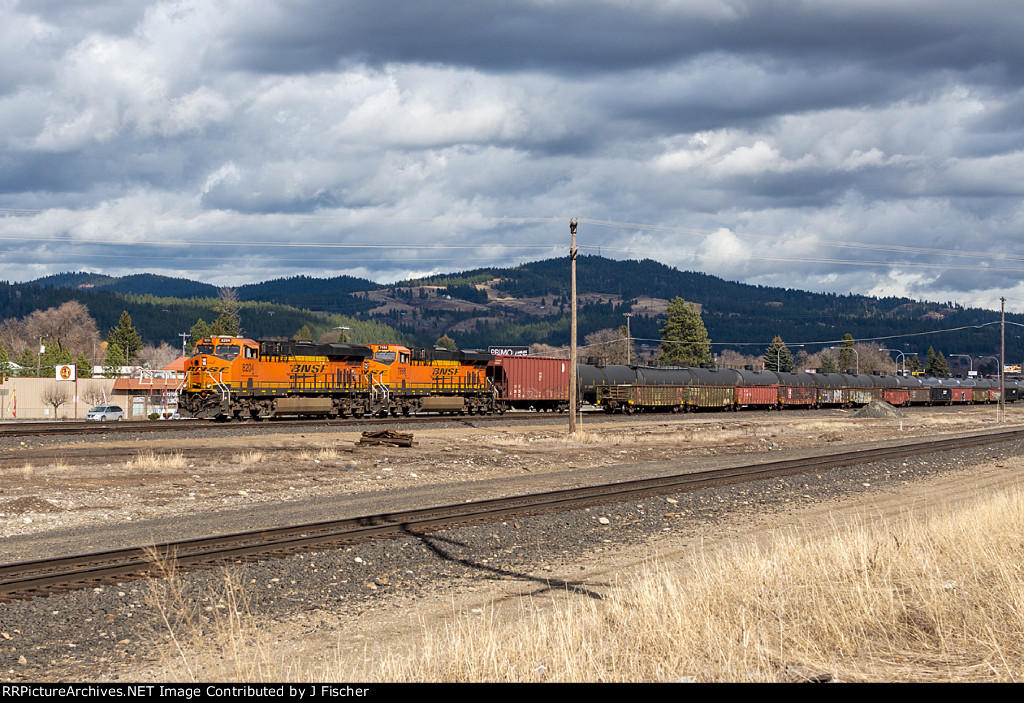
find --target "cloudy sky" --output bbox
[2,0,1024,311]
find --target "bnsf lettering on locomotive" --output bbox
[432,367,458,377]
[291,363,326,373]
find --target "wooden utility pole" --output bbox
[569,219,578,435]
[623,312,634,365]
[1001,296,1006,423]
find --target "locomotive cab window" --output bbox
[195,344,215,355]
[374,350,396,364]
[215,344,240,360]
[244,346,258,359]
[399,352,409,364]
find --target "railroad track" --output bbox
[3,426,1023,601]
[0,402,984,439]
[0,410,583,438]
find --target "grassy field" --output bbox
[150,480,1024,682]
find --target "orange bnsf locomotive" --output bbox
[179,336,496,420]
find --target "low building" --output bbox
[0,359,187,421]
[110,362,186,419]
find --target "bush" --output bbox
[148,412,160,420]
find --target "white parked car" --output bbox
[85,405,124,422]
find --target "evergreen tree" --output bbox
[108,311,143,363]
[435,334,457,350]
[925,347,951,376]
[39,344,73,380]
[76,352,92,379]
[0,347,9,378]
[818,350,840,373]
[907,356,922,374]
[187,319,212,353]
[210,287,242,336]
[763,336,794,372]
[294,325,313,341]
[658,297,712,367]
[103,342,126,377]
[838,333,856,372]
[16,347,36,375]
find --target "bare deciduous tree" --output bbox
[584,327,632,365]
[41,383,71,419]
[529,343,568,359]
[0,317,28,358]
[136,342,180,370]
[23,302,101,361]
[82,387,107,408]
[717,349,761,369]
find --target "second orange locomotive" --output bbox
[179,336,496,420]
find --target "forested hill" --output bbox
[5,257,1021,361]
[395,256,1020,359]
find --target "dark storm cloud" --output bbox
[218,1,1024,82]
[1,0,1024,310]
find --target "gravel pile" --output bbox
[852,400,906,419]
[2,437,1021,682]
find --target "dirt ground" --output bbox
[2,405,1022,681]
[115,404,1024,681]
[0,406,1016,539]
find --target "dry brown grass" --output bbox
[126,450,188,471]
[147,480,1024,682]
[368,484,1024,683]
[296,446,339,462]
[234,450,265,468]
[485,424,739,448]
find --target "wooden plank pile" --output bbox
[357,430,418,447]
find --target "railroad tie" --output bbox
[357,430,417,447]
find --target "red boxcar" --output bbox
[736,386,778,408]
[489,355,570,411]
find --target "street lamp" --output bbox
[880,348,917,375]
[830,346,858,375]
[773,344,803,372]
[977,355,1000,376]
[949,354,973,376]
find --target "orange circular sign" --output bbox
[59,366,72,379]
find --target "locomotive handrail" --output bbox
[370,372,389,403]
[212,368,230,406]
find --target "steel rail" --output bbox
[4,427,1024,600]
[0,410,583,439]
